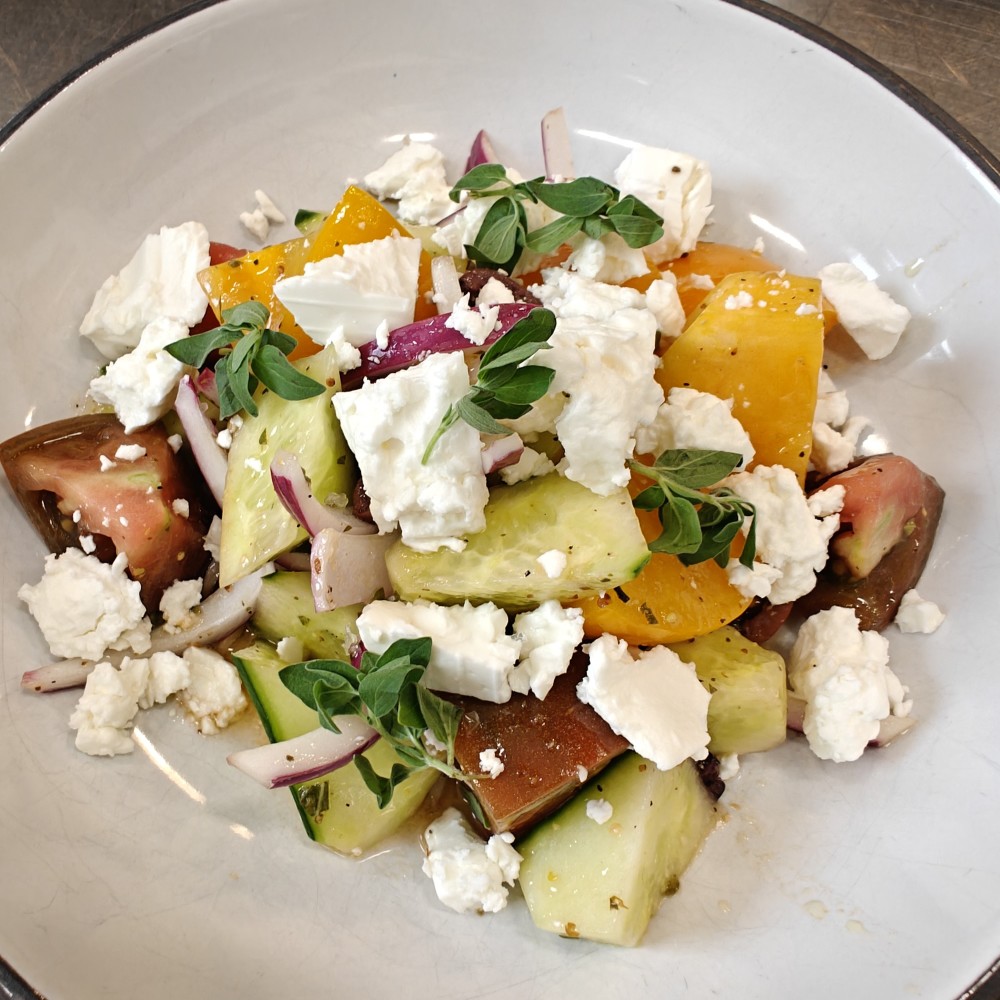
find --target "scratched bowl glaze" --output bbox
[1,1,999,998]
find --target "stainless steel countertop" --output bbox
[1,0,998,158]
[0,2,997,999]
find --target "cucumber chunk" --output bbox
[232,641,437,855]
[518,754,718,946]
[386,473,650,609]
[219,344,353,586]
[252,570,360,660]
[669,626,787,755]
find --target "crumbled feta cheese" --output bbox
[525,270,662,495]
[19,550,151,661]
[171,498,190,518]
[811,416,870,476]
[444,293,499,346]
[725,290,754,310]
[88,316,189,432]
[167,433,183,452]
[332,352,488,551]
[818,262,911,360]
[479,748,505,779]
[789,606,910,762]
[363,142,454,225]
[895,590,946,634]
[644,274,685,340]
[586,798,614,825]
[723,465,843,604]
[274,235,421,368]
[98,454,117,471]
[683,273,715,291]
[175,646,247,735]
[613,145,712,261]
[508,601,585,700]
[567,233,649,284]
[752,236,766,255]
[139,650,191,708]
[636,386,755,467]
[159,577,203,633]
[79,534,96,554]
[203,516,222,562]
[276,635,306,662]
[718,753,740,780]
[240,189,286,243]
[422,808,521,914]
[498,446,556,486]
[69,658,148,756]
[114,444,146,462]
[357,599,520,703]
[795,302,819,316]
[476,278,516,307]
[80,221,210,359]
[536,549,567,579]
[577,635,711,770]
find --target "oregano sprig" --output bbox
[629,449,758,568]
[449,165,664,271]
[165,300,324,419]
[279,638,465,809]
[421,308,557,464]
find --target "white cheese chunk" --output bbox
[818,262,911,360]
[159,577,204,633]
[644,273,685,340]
[88,316,189,432]
[332,351,489,552]
[479,748,505,779]
[363,142,454,225]
[444,292,499,346]
[789,606,911,762]
[274,234,421,368]
[19,550,151,662]
[613,145,712,261]
[586,799,614,825]
[508,601,584,700]
[567,233,650,284]
[895,589,946,634]
[498,445,556,486]
[175,646,248,735]
[635,386,755,467]
[577,635,710,770]
[723,465,843,604]
[80,221,210,360]
[357,599,520,703]
[422,808,521,914]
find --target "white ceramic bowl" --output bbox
[2,1,999,998]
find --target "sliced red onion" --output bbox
[341,302,536,390]
[194,366,220,406]
[227,720,379,788]
[431,255,463,314]
[174,375,227,505]
[786,693,916,749]
[21,567,267,693]
[465,129,499,172]
[481,433,524,474]
[311,527,396,611]
[541,107,574,180]
[270,450,375,538]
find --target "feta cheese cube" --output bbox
[508,600,584,700]
[80,221,210,360]
[332,351,489,552]
[357,599,520,703]
[577,635,711,770]
[818,262,911,360]
[363,142,454,225]
[895,589,946,634]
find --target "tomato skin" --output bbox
[0,414,213,610]
[189,241,249,334]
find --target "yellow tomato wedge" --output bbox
[198,186,436,360]
[656,271,825,483]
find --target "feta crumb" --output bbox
[167,434,183,453]
[114,444,146,462]
[586,798,614,825]
[19,550,151,661]
[683,273,715,291]
[79,534,97,554]
[99,455,116,471]
[498,446,556,486]
[363,141,454,225]
[723,465,843,604]
[175,646,248,735]
[644,274,685,340]
[818,262,911,360]
[613,145,712,261]
[576,765,589,783]
[724,290,754,310]
[789,606,910,762]
[358,599,520,703]
[718,753,740,780]
[239,208,270,243]
[895,590,946,634]
[422,808,521,914]
[578,635,710,770]
[139,650,191,709]
[203,516,222,561]
[159,577,203,633]
[69,659,148,756]
[508,601,585,700]
[567,233,649,284]
[479,748,505,779]
[476,278,516,307]
[171,498,190,518]
[752,236,766,254]
[536,549,567,579]
[276,635,306,663]
[444,292,499,346]
[795,302,819,316]
[635,386,755,468]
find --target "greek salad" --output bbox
[1,110,946,946]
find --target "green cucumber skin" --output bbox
[232,641,436,855]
